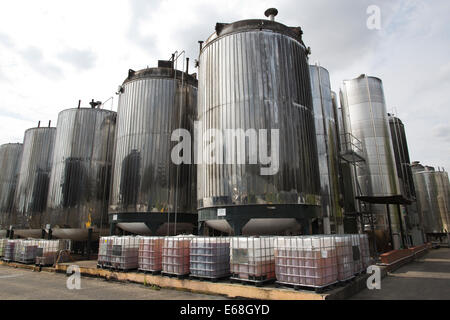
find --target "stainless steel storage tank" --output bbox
[388,115,415,200]
[109,61,198,236]
[388,115,422,245]
[412,164,450,236]
[340,74,402,249]
[0,143,23,232]
[45,107,116,241]
[13,126,56,238]
[197,10,321,236]
[309,65,344,234]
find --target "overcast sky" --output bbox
[0,0,449,170]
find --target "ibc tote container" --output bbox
[335,235,354,281]
[110,236,139,271]
[351,234,363,274]
[230,237,275,283]
[0,239,7,257]
[98,236,115,268]
[35,239,72,266]
[138,237,164,272]
[3,240,19,261]
[190,237,230,279]
[275,236,338,289]
[162,236,194,276]
[14,239,39,264]
[359,234,371,269]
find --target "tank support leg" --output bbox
[397,204,406,249]
[6,229,10,239]
[109,223,116,236]
[48,228,52,240]
[229,219,248,236]
[386,204,394,250]
[86,228,93,260]
[198,221,205,236]
[41,229,46,239]
[297,219,311,235]
[8,229,14,239]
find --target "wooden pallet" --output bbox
[189,274,231,283]
[275,281,339,293]
[229,274,275,287]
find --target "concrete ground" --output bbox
[352,248,450,300]
[0,265,228,300]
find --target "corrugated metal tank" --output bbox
[0,143,23,231]
[13,127,56,238]
[45,108,116,241]
[340,75,402,247]
[388,115,423,245]
[412,164,450,234]
[309,65,344,234]
[197,16,321,235]
[109,62,198,236]
[388,115,415,200]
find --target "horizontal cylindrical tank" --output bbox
[45,108,116,241]
[197,14,321,235]
[109,62,198,236]
[310,65,344,234]
[340,75,402,247]
[0,143,23,230]
[13,127,56,238]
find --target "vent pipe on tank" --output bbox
[78,100,81,109]
[186,57,189,74]
[48,120,51,127]
[264,8,278,21]
[37,121,41,128]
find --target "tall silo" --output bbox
[388,115,415,200]
[109,60,198,236]
[309,65,344,234]
[388,115,421,245]
[412,164,450,237]
[45,107,116,241]
[196,9,321,236]
[340,74,402,250]
[0,143,23,236]
[13,124,56,238]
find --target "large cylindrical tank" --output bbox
[388,115,415,200]
[109,62,198,236]
[197,14,321,235]
[309,65,343,234]
[13,126,56,238]
[45,108,116,241]
[0,143,23,231]
[412,164,450,235]
[340,75,402,248]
